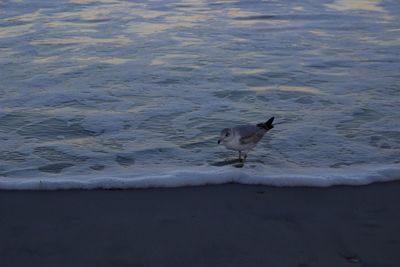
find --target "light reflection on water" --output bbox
[0,0,399,177]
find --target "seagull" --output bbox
[217,117,274,162]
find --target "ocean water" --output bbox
[0,0,399,189]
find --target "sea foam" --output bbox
[1,0,399,191]
[0,164,399,190]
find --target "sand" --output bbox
[1,182,400,267]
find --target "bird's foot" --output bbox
[233,162,244,168]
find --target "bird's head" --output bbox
[218,128,233,144]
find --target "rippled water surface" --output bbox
[0,0,399,185]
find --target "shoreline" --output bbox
[1,182,400,266]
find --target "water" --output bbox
[0,0,399,189]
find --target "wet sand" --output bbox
[1,182,400,267]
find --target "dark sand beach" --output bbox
[1,182,400,267]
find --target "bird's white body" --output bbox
[218,117,274,162]
[221,125,261,153]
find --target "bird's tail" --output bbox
[257,117,274,130]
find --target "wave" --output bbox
[0,164,399,190]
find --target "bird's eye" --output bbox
[225,132,230,137]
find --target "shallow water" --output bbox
[0,0,399,189]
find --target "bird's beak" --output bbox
[217,139,221,144]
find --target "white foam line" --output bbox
[0,164,399,190]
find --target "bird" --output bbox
[217,117,274,163]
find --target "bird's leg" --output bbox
[243,153,247,162]
[238,151,242,162]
